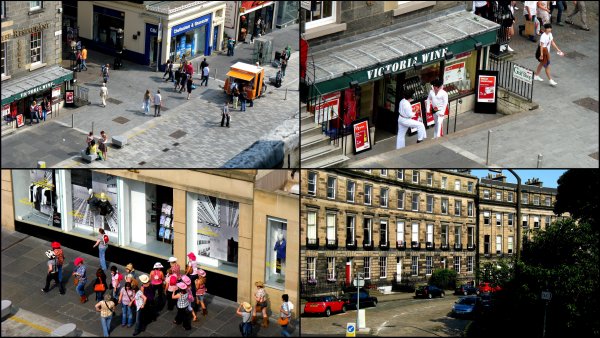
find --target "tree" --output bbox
[554,169,599,229]
[429,269,457,290]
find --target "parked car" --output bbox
[477,282,502,294]
[451,296,481,318]
[415,285,445,299]
[340,290,378,309]
[454,284,478,296]
[303,296,346,317]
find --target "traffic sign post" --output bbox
[542,291,552,338]
[346,323,356,337]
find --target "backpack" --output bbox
[103,234,109,245]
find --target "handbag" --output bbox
[535,45,541,61]
[94,283,106,292]
[278,317,289,326]
[73,277,79,286]
[524,20,535,36]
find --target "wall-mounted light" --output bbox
[133,35,137,40]
[349,80,359,88]
[445,51,454,60]
[137,31,141,36]
[474,42,482,50]
[413,62,423,70]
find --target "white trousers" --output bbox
[434,112,445,138]
[397,118,426,149]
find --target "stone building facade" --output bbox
[300,169,479,292]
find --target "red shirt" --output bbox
[185,63,194,76]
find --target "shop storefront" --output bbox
[304,10,499,147]
[275,1,299,28]
[225,1,275,43]
[1,66,73,128]
[169,13,212,62]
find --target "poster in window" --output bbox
[423,100,435,127]
[351,118,371,154]
[477,75,497,103]
[444,62,465,84]
[52,86,61,98]
[2,104,9,120]
[313,92,340,123]
[409,102,424,133]
[196,194,239,263]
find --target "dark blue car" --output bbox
[454,284,478,296]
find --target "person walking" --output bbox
[150,262,165,312]
[232,87,240,110]
[185,252,199,310]
[140,274,156,325]
[100,83,108,107]
[200,58,208,75]
[174,65,182,90]
[396,89,426,149]
[237,302,253,337]
[522,1,540,42]
[280,57,287,78]
[240,87,248,112]
[253,280,269,328]
[163,60,172,80]
[132,283,147,336]
[537,1,552,26]
[165,269,179,311]
[200,64,210,86]
[565,0,590,30]
[81,46,88,71]
[93,268,108,302]
[142,90,151,115]
[109,265,123,301]
[28,100,40,125]
[550,1,566,26]
[534,23,563,86]
[93,228,109,271]
[125,263,136,279]
[279,294,293,337]
[101,64,110,83]
[186,77,194,100]
[227,37,235,56]
[172,282,192,330]
[221,101,230,127]
[427,79,449,139]
[181,275,198,322]
[95,293,116,337]
[125,273,138,291]
[41,97,50,121]
[195,269,208,316]
[76,50,82,72]
[153,90,162,117]
[118,282,135,328]
[99,130,109,160]
[42,250,65,294]
[72,257,88,303]
[51,242,66,294]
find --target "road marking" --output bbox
[8,315,53,333]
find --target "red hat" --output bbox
[51,242,61,249]
[74,257,84,266]
[187,252,196,261]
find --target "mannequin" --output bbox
[96,192,114,231]
[273,233,286,274]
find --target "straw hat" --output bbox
[125,263,134,272]
[139,274,150,284]
[153,262,164,269]
[177,282,187,290]
[51,241,61,249]
[104,294,113,302]
[255,280,264,288]
[168,257,178,263]
[187,252,196,261]
[242,302,252,312]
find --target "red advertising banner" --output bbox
[352,118,372,154]
[16,114,25,128]
[477,75,497,103]
[410,102,423,133]
[65,91,74,104]
[2,104,9,120]
[313,92,340,123]
[240,1,271,12]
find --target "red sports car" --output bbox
[303,296,346,317]
[477,282,502,294]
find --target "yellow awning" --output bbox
[226,70,254,81]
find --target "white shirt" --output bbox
[524,1,538,16]
[153,93,161,105]
[202,67,210,76]
[473,1,487,8]
[427,89,448,115]
[540,32,553,53]
[398,98,414,119]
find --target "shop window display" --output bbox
[12,170,58,228]
[442,52,477,100]
[69,170,118,237]
[265,217,287,289]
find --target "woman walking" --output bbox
[92,228,108,271]
[93,268,108,302]
[172,282,192,330]
[279,294,292,337]
[534,23,564,86]
[41,250,63,294]
[95,293,116,337]
[168,257,181,280]
[185,252,199,310]
[181,275,198,322]
[143,90,151,115]
[253,280,269,328]
[140,274,156,324]
[109,265,123,301]
[132,284,147,336]
[99,131,109,161]
[195,269,208,316]
[51,242,66,294]
[237,302,253,337]
[118,282,135,328]
[72,257,88,303]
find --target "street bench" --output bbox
[80,149,98,163]
[112,135,127,148]
[1,300,12,320]
[51,323,77,337]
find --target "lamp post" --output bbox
[507,169,521,263]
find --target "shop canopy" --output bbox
[226,70,255,82]
[307,10,500,95]
[1,66,73,105]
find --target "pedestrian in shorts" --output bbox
[534,23,564,86]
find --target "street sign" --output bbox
[541,291,552,300]
[346,323,356,337]
[352,277,365,287]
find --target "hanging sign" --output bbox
[512,64,533,84]
[352,118,372,154]
[409,102,424,133]
[52,86,61,98]
[444,62,465,84]
[477,75,497,103]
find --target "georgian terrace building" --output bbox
[300,169,479,293]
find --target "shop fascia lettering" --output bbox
[366,47,449,81]
[18,82,55,100]
[172,17,210,35]
[3,22,50,41]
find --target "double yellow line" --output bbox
[8,315,53,334]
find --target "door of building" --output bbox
[213,25,219,54]
[145,23,160,66]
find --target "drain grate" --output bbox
[112,116,130,124]
[162,148,169,152]
[563,51,587,60]
[590,152,599,160]
[106,97,123,104]
[169,130,187,139]
[573,97,599,113]
[138,161,146,165]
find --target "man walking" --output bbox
[227,37,235,56]
[565,1,590,31]
[522,1,539,42]
[99,83,108,107]
[221,102,230,127]
[101,64,110,83]
[201,65,210,86]
[153,90,162,117]
[200,58,208,75]
[427,79,448,139]
[396,89,426,149]
[81,46,88,71]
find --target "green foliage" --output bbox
[428,269,457,290]
[554,169,599,228]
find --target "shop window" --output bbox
[30,1,42,11]
[189,192,240,275]
[443,50,477,100]
[12,170,59,228]
[265,217,287,289]
[30,31,42,64]
[93,6,124,48]
[1,42,6,76]
[305,1,336,30]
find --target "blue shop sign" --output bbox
[171,13,211,36]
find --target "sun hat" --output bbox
[242,302,252,312]
[139,274,150,284]
[125,263,134,271]
[45,249,56,259]
[104,294,113,302]
[126,273,134,279]
[153,262,164,269]
[187,252,196,261]
[181,275,191,286]
[177,282,187,290]
[255,280,264,288]
[51,241,61,249]
[74,257,84,266]
[198,269,206,277]
[168,257,178,263]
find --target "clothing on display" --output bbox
[274,237,286,274]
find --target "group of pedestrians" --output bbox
[236,280,293,337]
[85,130,109,160]
[26,97,51,126]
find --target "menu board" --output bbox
[352,118,372,154]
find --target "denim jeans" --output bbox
[281,325,291,337]
[76,282,85,296]
[99,246,107,271]
[81,59,88,70]
[241,98,246,111]
[100,316,112,337]
[134,309,144,334]
[122,304,134,326]
[57,265,63,283]
[144,100,150,113]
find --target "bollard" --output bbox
[92,122,94,134]
[285,88,288,100]
[71,114,74,128]
[486,130,492,166]
[537,154,543,168]
[214,69,217,80]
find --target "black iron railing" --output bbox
[488,57,534,102]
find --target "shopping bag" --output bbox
[524,20,535,36]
